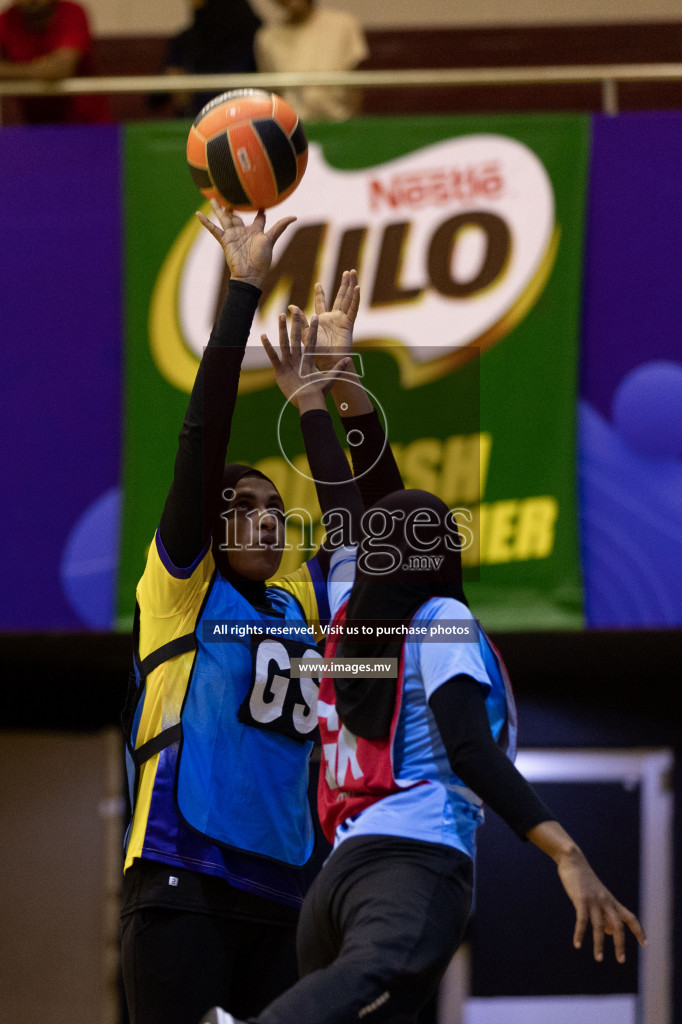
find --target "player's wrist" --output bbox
[296,384,328,413]
[229,272,265,290]
[527,820,580,863]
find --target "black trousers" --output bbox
[120,863,299,1024]
[255,835,474,1024]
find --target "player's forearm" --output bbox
[331,367,373,417]
[526,820,582,863]
[454,740,554,840]
[338,405,404,507]
[430,676,554,840]
[300,408,364,545]
[159,281,259,566]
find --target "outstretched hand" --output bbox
[261,306,352,412]
[296,270,361,371]
[196,200,296,290]
[555,845,647,963]
[527,819,646,963]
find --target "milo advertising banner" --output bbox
[118,114,589,631]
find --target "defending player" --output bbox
[198,318,647,1024]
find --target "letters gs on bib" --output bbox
[238,635,319,743]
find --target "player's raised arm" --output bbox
[158,204,295,569]
[300,270,405,508]
[261,308,364,548]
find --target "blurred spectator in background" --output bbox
[255,0,368,121]
[155,0,262,118]
[0,0,109,122]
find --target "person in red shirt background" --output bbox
[0,0,110,122]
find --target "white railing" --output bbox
[1,65,682,116]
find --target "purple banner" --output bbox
[580,112,682,626]
[0,126,122,630]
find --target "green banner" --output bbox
[119,114,589,631]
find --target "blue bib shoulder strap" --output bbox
[122,603,198,771]
[306,554,331,628]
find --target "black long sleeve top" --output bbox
[159,280,259,569]
[340,408,404,509]
[430,676,555,840]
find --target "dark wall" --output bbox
[2,22,680,124]
[2,628,680,733]
[362,22,682,115]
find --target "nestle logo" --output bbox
[368,164,504,211]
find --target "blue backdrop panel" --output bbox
[580,112,682,627]
[0,125,122,629]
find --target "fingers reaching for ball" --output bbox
[195,209,222,241]
[267,214,298,245]
[211,199,240,226]
[195,203,297,290]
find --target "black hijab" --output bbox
[212,463,281,611]
[335,489,468,739]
